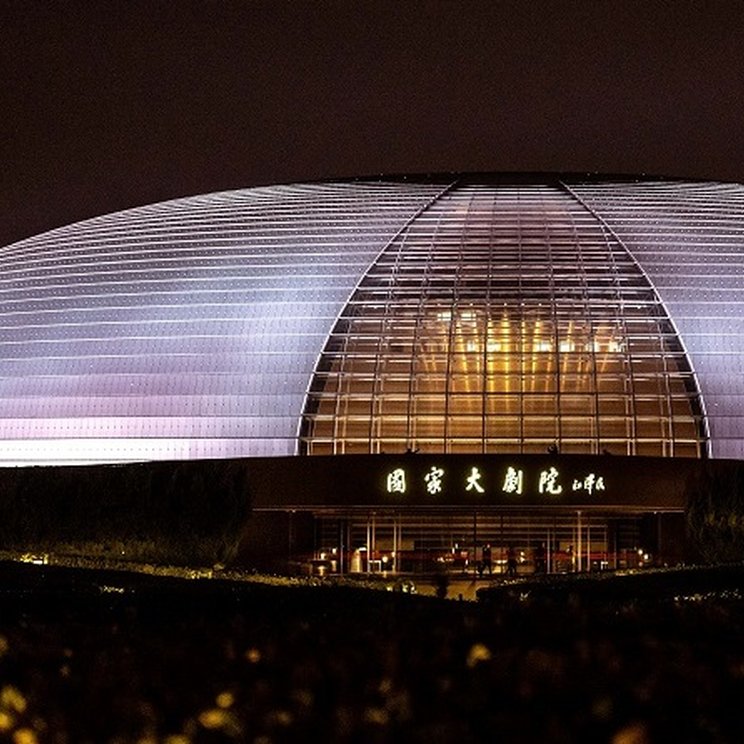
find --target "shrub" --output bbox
[686,462,744,563]
[0,459,252,566]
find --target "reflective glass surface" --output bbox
[301,183,706,457]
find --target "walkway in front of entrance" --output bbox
[405,576,533,601]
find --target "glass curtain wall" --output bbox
[301,183,706,457]
[312,511,652,576]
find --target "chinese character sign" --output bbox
[382,463,606,499]
[425,466,445,494]
[502,466,524,495]
[571,474,606,494]
[538,466,563,495]
[386,468,406,494]
[466,466,485,493]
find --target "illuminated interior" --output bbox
[302,184,706,457]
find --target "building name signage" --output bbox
[384,465,606,498]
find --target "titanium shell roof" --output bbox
[0,176,742,465]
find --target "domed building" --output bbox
[2,175,743,573]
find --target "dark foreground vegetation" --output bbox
[0,459,250,566]
[1,563,744,742]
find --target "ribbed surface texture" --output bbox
[0,177,741,464]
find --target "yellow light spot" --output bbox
[198,708,228,729]
[0,711,14,732]
[1,686,27,714]
[612,722,650,744]
[466,643,492,668]
[275,710,292,726]
[215,691,234,709]
[164,736,191,744]
[363,707,389,725]
[244,647,261,663]
[13,729,38,744]
[378,677,393,695]
[0,636,8,657]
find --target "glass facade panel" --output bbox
[302,183,706,457]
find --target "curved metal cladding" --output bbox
[0,176,740,465]
[570,181,744,459]
[0,182,443,464]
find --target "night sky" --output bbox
[3,1,744,247]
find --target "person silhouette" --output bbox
[534,542,547,574]
[482,544,492,575]
[506,545,517,577]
